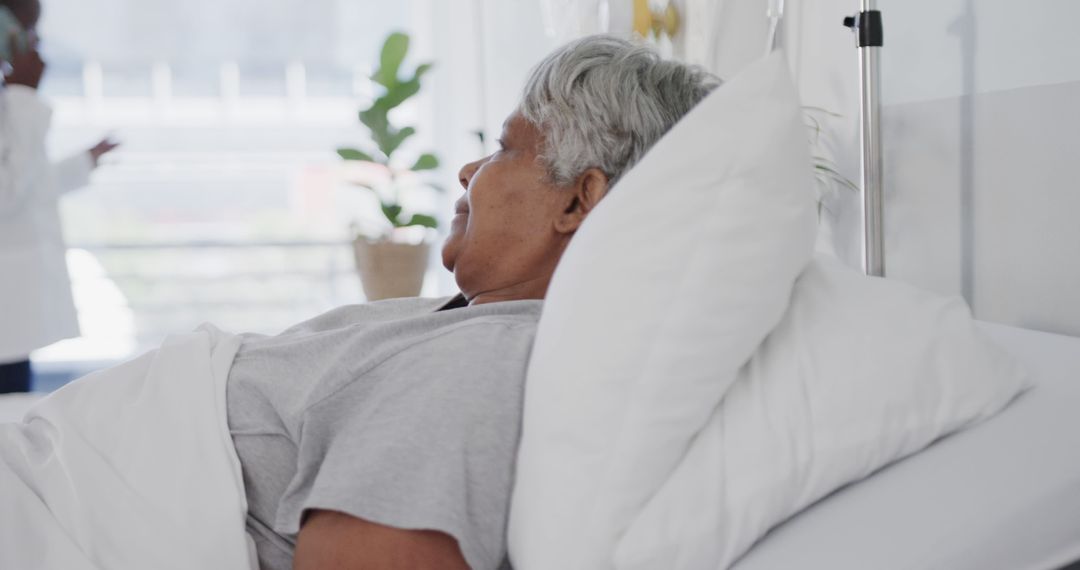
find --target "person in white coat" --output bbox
[0,0,117,393]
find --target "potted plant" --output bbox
[338,31,442,301]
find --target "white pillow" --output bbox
[509,52,819,570]
[614,255,1030,569]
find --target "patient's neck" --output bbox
[468,275,549,306]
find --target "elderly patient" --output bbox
[231,36,719,570]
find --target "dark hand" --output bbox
[89,138,120,167]
[3,35,46,89]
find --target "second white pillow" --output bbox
[614,256,1030,569]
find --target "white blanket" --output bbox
[0,325,255,570]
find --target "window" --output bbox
[34,0,443,368]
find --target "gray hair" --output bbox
[520,35,721,187]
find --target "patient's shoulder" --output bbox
[276,296,541,338]
[335,304,542,403]
[278,296,454,336]
[363,307,541,375]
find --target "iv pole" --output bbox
[844,0,885,277]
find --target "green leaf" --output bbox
[378,126,416,158]
[410,153,439,171]
[337,147,376,162]
[350,32,433,166]
[381,203,403,225]
[813,162,859,192]
[804,114,823,142]
[373,32,410,88]
[360,107,390,138]
[412,62,434,82]
[403,213,439,229]
[802,105,843,118]
[377,78,422,112]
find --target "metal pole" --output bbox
[766,0,786,54]
[845,0,885,276]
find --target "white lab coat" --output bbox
[0,84,93,363]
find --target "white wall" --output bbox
[878,0,1080,335]
[783,0,1080,336]
[476,1,561,148]
[680,0,769,77]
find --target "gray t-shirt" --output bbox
[226,296,542,570]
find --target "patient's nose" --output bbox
[458,158,484,190]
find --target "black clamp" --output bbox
[843,10,883,47]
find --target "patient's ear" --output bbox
[555,168,609,235]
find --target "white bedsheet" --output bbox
[0,325,254,570]
[733,323,1080,570]
[0,392,44,423]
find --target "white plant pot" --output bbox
[352,238,430,301]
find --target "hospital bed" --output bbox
[2,320,1076,570]
[733,322,1080,570]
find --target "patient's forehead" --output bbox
[501,114,544,154]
